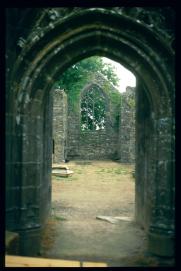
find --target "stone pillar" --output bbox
[67,104,81,160]
[147,115,175,257]
[135,82,154,229]
[6,88,53,256]
[53,89,68,163]
[119,87,135,163]
[14,106,44,255]
[135,82,175,257]
[17,91,45,256]
[41,89,53,223]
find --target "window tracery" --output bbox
[81,85,106,131]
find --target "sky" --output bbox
[102,57,136,93]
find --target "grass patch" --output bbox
[51,208,67,221]
[114,168,129,174]
[75,161,92,165]
[68,176,78,181]
[54,176,63,181]
[74,169,83,174]
[96,169,105,173]
[53,176,76,181]
[96,167,130,175]
[53,215,67,221]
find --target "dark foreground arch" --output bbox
[6,8,175,257]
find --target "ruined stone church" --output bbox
[6,8,175,259]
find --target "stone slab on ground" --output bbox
[96,216,133,224]
[52,169,74,177]
[52,164,74,177]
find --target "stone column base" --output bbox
[18,226,41,256]
[5,231,20,255]
[148,226,175,257]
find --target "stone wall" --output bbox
[53,77,136,162]
[119,87,135,163]
[66,73,121,160]
[67,110,119,161]
[67,108,80,159]
[78,131,118,160]
[53,89,67,163]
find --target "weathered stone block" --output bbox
[18,227,42,256]
[148,227,175,257]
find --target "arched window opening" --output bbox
[81,85,106,131]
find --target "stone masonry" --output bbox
[119,87,135,163]
[66,73,121,160]
[53,74,136,162]
[53,89,68,163]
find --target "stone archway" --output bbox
[6,8,175,257]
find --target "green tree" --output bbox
[55,56,119,89]
[54,56,120,111]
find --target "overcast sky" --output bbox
[102,57,136,93]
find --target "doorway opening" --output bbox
[39,57,150,266]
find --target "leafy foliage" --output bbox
[56,56,119,89]
[54,56,120,111]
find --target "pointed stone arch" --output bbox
[6,8,175,257]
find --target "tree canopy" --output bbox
[55,56,119,92]
[54,56,120,114]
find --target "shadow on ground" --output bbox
[40,161,174,267]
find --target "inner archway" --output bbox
[47,56,138,265]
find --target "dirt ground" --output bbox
[40,160,174,267]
